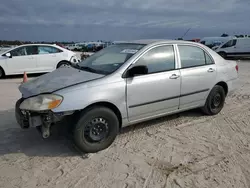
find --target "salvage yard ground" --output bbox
[0,61,250,188]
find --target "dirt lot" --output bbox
[0,61,250,188]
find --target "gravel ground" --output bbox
[0,61,250,188]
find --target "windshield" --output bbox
[76,43,145,75]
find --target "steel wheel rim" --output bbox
[84,117,109,143]
[60,63,70,68]
[211,93,222,109]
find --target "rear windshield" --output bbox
[77,43,145,75]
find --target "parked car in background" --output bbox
[215,38,250,59]
[200,36,236,49]
[15,39,238,153]
[65,43,83,51]
[0,44,80,78]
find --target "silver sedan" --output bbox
[15,39,239,153]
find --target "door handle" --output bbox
[207,68,215,72]
[169,74,180,79]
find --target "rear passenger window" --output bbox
[135,45,175,74]
[38,46,62,54]
[178,45,212,68]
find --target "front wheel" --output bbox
[73,107,119,153]
[0,67,5,78]
[201,85,226,115]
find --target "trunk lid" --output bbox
[19,67,104,98]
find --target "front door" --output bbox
[126,45,181,122]
[177,44,217,109]
[6,46,37,74]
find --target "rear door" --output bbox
[5,46,38,74]
[126,44,181,122]
[177,44,217,109]
[36,45,63,71]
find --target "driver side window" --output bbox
[10,47,27,57]
[134,45,175,74]
[221,39,237,48]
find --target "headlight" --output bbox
[20,94,63,111]
[70,55,79,63]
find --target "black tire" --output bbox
[57,61,71,68]
[202,85,226,115]
[0,67,5,78]
[218,52,227,59]
[73,106,119,153]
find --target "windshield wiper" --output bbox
[79,66,98,73]
[72,63,108,75]
[72,64,98,73]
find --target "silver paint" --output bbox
[18,39,239,127]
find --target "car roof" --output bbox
[12,43,66,51]
[236,38,250,40]
[17,43,58,47]
[0,43,67,55]
[114,39,203,46]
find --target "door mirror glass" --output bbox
[5,52,12,58]
[126,65,148,77]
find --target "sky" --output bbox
[1,0,250,42]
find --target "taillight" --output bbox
[235,64,239,72]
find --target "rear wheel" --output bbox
[57,61,71,68]
[73,106,119,153]
[202,85,226,115]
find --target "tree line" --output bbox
[0,40,75,46]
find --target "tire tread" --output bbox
[73,106,119,153]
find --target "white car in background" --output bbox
[65,43,83,51]
[0,44,80,78]
[215,38,250,59]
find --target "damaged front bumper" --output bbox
[15,98,74,138]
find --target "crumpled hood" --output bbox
[19,67,104,98]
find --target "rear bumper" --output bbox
[227,78,238,96]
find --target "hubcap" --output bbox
[212,93,221,108]
[60,63,70,68]
[84,118,109,142]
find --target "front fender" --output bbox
[51,80,127,118]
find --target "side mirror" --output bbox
[5,52,12,58]
[124,65,148,78]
